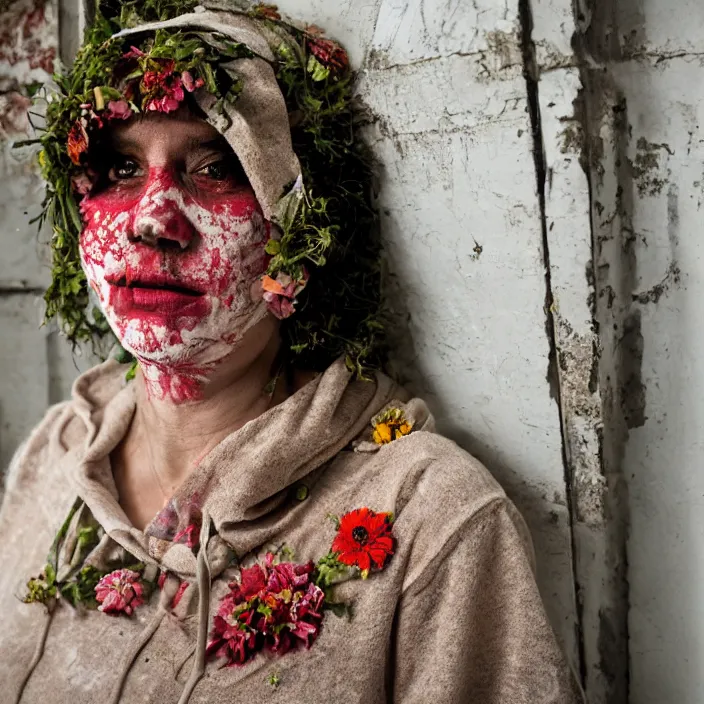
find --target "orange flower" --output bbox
[261,270,308,320]
[67,120,88,165]
[331,508,394,577]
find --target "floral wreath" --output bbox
[20,0,384,378]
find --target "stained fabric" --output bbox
[0,358,584,703]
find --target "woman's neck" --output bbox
[114,322,285,527]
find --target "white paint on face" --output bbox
[79,162,271,402]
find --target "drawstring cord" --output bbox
[18,513,214,704]
[14,602,56,704]
[108,573,179,704]
[177,510,212,704]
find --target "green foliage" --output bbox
[314,551,353,589]
[28,1,385,376]
[24,499,110,610]
[313,552,355,619]
[23,569,58,605]
[125,359,138,381]
[269,28,383,377]
[59,565,104,608]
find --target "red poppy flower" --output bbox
[67,119,88,165]
[307,37,349,72]
[331,508,394,576]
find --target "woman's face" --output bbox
[79,112,271,383]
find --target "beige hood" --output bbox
[55,357,420,580]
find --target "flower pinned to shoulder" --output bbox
[330,508,395,578]
[371,407,414,446]
[206,508,396,669]
[95,568,145,616]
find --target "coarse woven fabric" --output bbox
[114,11,301,221]
[0,358,585,704]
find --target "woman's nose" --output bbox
[128,176,196,250]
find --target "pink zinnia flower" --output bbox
[181,70,204,93]
[122,45,145,59]
[261,270,309,320]
[95,569,145,616]
[105,99,132,120]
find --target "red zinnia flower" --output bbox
[307,37,349,72]
[331,508,395,576]
[95,569,145,616]
[67,119,88,165]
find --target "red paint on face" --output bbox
[79,136,271,403]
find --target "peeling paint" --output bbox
[560,120,584,154]
[619,310,646,429]
[0,0,57,89]
[630,136,672,196]
[632,261,681,304]
[554,315,606,526]
[572,7,635,700]
[0,91,31,138]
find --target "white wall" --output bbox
[586,0,704,701]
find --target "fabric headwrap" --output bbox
[114,11,301,221]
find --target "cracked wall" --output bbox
[581,0,704,702]
[272,0,582,674]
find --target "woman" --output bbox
[0,3,584,703]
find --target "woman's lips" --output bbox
[110,283,209,318]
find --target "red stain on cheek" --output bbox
[79,167,272,404]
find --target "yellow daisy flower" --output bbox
[371,407,414,445]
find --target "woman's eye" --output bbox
[200,161,229,181]
[109,158,139,180]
